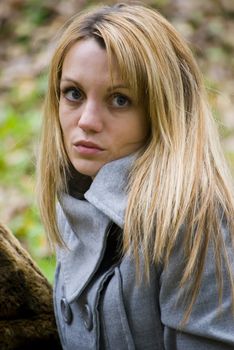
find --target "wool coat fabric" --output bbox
[54,155,234,350]
[0,222,62,350]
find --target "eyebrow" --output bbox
[60,78,78,85]
[60,77,129,91]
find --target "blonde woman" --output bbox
[37,3,234,349]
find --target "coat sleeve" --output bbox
[0,222,62,350]
[159,222,234,350]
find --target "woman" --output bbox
[37,3,234,349]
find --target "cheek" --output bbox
[139,116,150,141]
[59,105,73,136]
[113,126,146,151]
[130,116,149,142]
[110,115,148,147]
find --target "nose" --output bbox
[78,101,104,133]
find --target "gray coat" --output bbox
[54,155,234,349]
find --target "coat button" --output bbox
[83,303,93,331]
[60,297,73,325]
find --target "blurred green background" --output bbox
[0,0,234,283]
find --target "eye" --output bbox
[62,87,83,102]
[112,94,130,108]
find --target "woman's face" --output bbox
[59,38,149,177]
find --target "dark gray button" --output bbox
[61,297,73,325]
[83,303,93,331]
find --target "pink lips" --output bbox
[73,140,104,155]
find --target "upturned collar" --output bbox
[56,154,136,302]
[64,153,136,228]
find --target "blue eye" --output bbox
[112,94,130,107]
[63,87,82,102]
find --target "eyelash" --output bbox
[61,87,83,102]
[60,87,131,108]
[111,93,131,108]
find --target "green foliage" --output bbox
[37,255,57,284]
[0,71,54,280]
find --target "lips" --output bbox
[73,140,104,155]
[74,140,103,150]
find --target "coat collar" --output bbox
[66,153,136,228]
[57,154,136,302]
[85,154,136,229]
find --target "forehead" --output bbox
[64,38,107,65]
[61,38,123,86]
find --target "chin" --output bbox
[72,159,103,178]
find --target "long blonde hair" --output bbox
[37,3,234,322]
